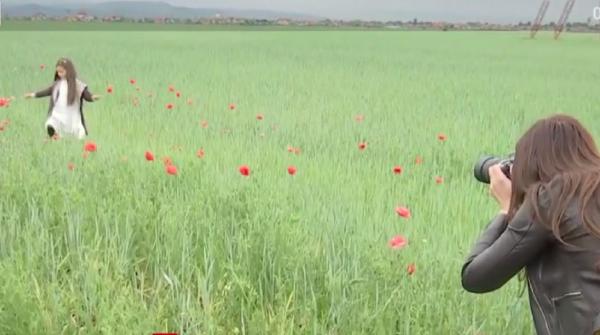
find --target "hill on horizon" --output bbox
[3,1,324,20]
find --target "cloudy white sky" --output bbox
[7,0,600,23]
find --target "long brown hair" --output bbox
[508,114,600,242]
[54,57,78,106]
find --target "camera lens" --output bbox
[474,156,501,184]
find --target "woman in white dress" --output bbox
[25,57,100,139]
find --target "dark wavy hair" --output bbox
[508,114,600,242]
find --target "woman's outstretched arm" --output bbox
[82,87,100,102]
[24,84,54,98]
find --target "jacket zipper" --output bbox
[528,276,551,334]
[551,291,582,302]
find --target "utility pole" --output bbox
[530,0,550,38]
[554,0,576,39]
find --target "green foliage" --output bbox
[0,29,599,334]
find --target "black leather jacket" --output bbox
[461,181,600,335]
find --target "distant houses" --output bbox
[66,12,95,22]
[5,13,600,32]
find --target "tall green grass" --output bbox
[0,29,599,334]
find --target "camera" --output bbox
[473,154,514,184]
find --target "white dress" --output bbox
[45,79,86,139]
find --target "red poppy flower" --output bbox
[229,103,236,110]
[437,133,447,141]
[176,92,181,98]
[256,113,264,120]
[130,79,136,85]
[106,86,113,94]
[0,98,8,108]
[388,235,408,250]
[166,103,174,110]
[407,263,416,275]
[435,176,444,184]
[166,164,177,175]
[145,151,154,161]
[239,165,250,176]
[196,148,205,158]
[0,124,4,132]
[358,142,367,150]
[288,165,297,175]
[287,146,294,153]
[395,206,411,218]
[84,141,97,152]
[393,166,403,174]
[168,85,175,93]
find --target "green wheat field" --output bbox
[0,26,599,334]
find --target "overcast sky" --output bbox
[7,0,600,23]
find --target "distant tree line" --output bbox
[7,13,600,32]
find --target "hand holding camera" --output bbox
[488,164,512,214]
[474,155,514,214]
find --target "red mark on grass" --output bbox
[84,141,97,152]
[166,165,178,175]
[389,235,408,250]
[395,206,411,218]
[288,165,297,175]
[0,98,9,108]
[407,263,416,275]
[239,165,250,176]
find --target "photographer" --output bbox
[461,114,600,335]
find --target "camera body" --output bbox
[473,154,514,184]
